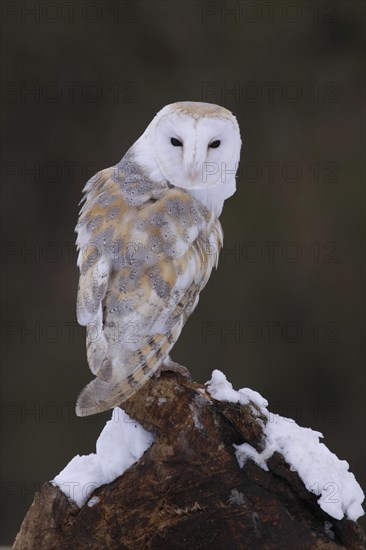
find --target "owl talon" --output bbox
[155,357,192,380]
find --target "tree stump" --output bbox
[13,371,365,550]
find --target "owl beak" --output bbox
[187,162,202,182]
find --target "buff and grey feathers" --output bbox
[75,102,240,416]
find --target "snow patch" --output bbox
[189,402,204,430]
[206,370,364,522]
[87,496,100,508]
[228,488,245,505]
[324,520,335,539]
[207,369,267,409]
[52,407,154,508]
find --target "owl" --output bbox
[75,102,241,416]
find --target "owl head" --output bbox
[132,102,242,215]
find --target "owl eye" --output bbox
[171,137,183,147]
[209,140,221,149]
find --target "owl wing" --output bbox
[75,164,222,416]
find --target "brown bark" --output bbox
[13,371,365,550]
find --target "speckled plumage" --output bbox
[75,102,241,416]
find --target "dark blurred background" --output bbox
[1,0,365,543]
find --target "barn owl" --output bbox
[75,102,241,416]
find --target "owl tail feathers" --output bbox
[76,325,184,416]
[76,341,171,416]
[75,346,168,417]
[75,377,134,417]
[76,378,116,417]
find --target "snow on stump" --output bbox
[13,370,365,550]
